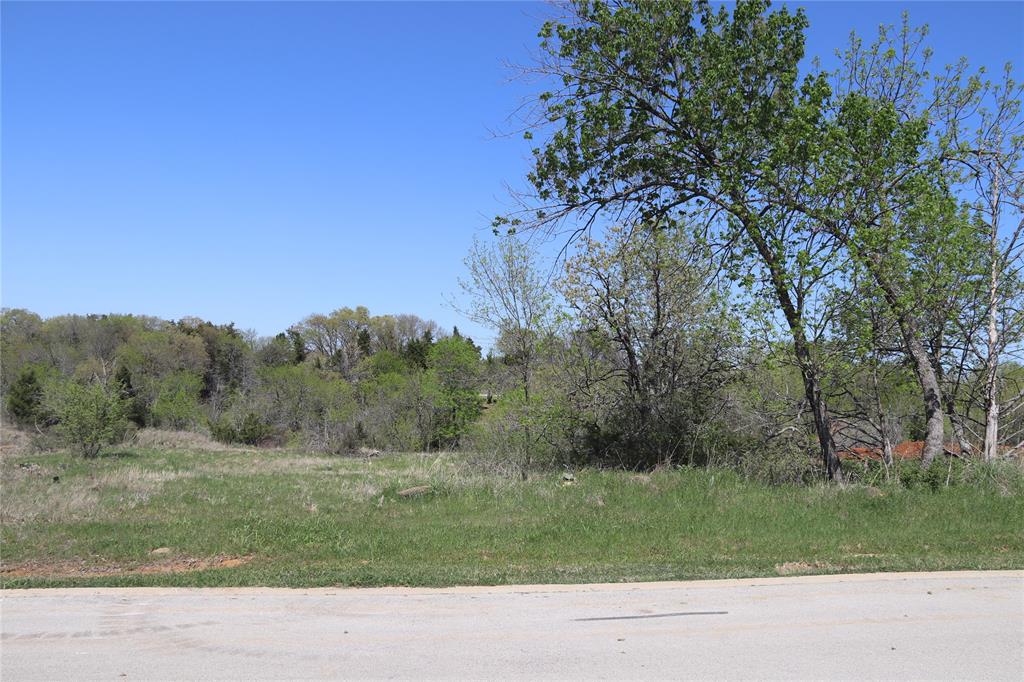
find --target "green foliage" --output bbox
[428,337,481,392]
[43,379,130,458]
[255,364,360,452]
[458,235,555,403]
[295,306,372,377]
[256,334,297,367]
[114,365,150,427]
[466,386,572,476]
[558,224,741,468]
[210,411,273,446]
[358,370,439,451]
[428,337,483,448]
[0,308,44,395]
[287,329,307,364]
[402,330,434,370]
[150,371,204,430]
[6,366,43,425]
[115,328,209,413]
[431,388,482,450]
[360,350,410,378]
[175,318,251,399]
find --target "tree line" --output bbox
[2,308,487,456]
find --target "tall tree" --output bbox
[457,235,554,401]
[939,65,1024,460]
[501,0,847,478]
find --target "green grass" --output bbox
[2,442,1022,588]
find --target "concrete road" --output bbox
[1,571,1021,680]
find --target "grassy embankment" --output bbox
[2,430,1021,588]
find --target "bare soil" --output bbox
[1,555,251,579]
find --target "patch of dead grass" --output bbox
[0,426,34,457]
[0,555,252,579]
[0,465,195,524]
[130,428,239,452]
[775,560,850,575]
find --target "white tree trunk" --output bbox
[984,164,1001,463]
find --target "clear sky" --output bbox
[3,1,1022,346]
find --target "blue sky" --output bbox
[3,1,1022,346]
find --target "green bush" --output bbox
[464,388,572,476]
[210,411,274,445]
[42,379,130,458]
[734,441,819,485]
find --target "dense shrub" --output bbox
[464,388,571,476]
[42,378,130,457]
[210,411,274,446]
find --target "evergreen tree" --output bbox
[114,365,149,427]
[6,366,42,424]
[287,329,307,364]
[357,328,373,357]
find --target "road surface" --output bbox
[2,571,1021,680]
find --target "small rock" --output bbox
[150,547,172,556]
[397,485,431,498]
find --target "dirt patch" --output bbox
[837,440,964,462]
[0,555,252,580]
[774,560,845,575]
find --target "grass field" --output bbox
[2,432,1022,588]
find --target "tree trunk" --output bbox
[864,259,947,467]
[881,434,894,468]
[947,398,975,459]
[793,343,844,482]
[739,211,843,482]
[872,363,894,468]
[983,390,999,462]
[984,171,1002,462]
[903,332,946,466]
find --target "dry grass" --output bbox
[0,425,35,457]
[1,555,252,579]
[129,428,239,452]
[1,462,194,524]
[775,560,847,575]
